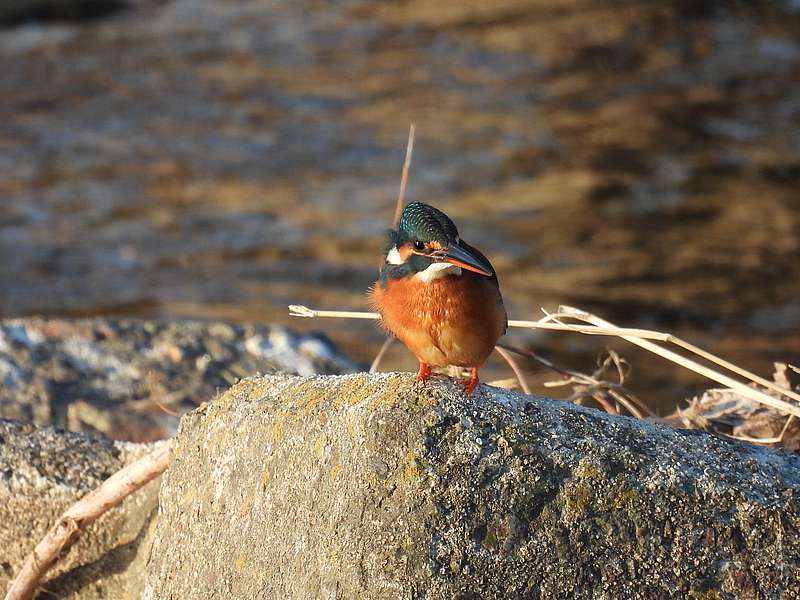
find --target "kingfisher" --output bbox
[369,202,507,394]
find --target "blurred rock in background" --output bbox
[0,318,360,441]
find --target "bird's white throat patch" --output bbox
[386,245,404,265]
[416,262,462,283]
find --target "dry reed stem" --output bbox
[548,306,800,418]
[289,304,800,418]
[547,307,800,405]
[725,415,795,444]
[608,387,650,419]
[289,305,676,338]
[369,337,395,373]
[371,124,416,365]
[377,123,416,270]
[4,443,171,600]
[392,123,415,229]
[493,346,532,394]
[499,343,649,418]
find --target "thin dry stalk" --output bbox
[369,337,395,373]
[392,123,416,229]
[592,351,649,417]
[4,443,171,600]
[590,390,620,415]
[372,123,416,364]
[493,346,531,394]
[726,415,795,444]
[290,306,379,320]
[498,343,649,418]
[547,307,800,405]
[289,302,800,418]
[290,305,680,338]
[150,394,181,417]
[547,306,800,418]
[497,343,575,380]
[124,393,181,417]
[378,123,416,270]
[485,378,522,389]
[291,304,800,414]
[607,388,648,419]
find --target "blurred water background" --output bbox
[2,0,800,414]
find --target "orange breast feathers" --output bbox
[369,272,507,368]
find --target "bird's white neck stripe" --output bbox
[416,262,461,283]
[386,246,404,265]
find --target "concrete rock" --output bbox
[0,419,161,598]
[144,373,800,599]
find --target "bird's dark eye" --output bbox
[413,240,425,252]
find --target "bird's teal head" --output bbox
[379,202,494,287]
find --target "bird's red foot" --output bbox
[464,367,480,395]
[415,361,432,384]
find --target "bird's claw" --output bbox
[464,367,480,395]
[415,362,432,385]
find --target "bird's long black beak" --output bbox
[441,242,493,276]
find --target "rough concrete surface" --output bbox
[0,419,161,599]
[144,373,800,600]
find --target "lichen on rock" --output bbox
[144,372,800,599]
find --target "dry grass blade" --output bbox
[549,306,800,418]
[493,345,531,394]
[372,123,417,365]
[508,319,673,340]
[369,337,395,373]
[4,443,171,600]
[485,378,522,389]
[392,123,416,229]
[497,342,577,380]
[123,371,181,417]
[589,390,620,415]
[291,306,680,338]
[497,343,650,418]
[553,306,800,408]
[378,123,416,270]
[289,306,379,320]
[289,305,800,417]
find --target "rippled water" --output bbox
[1,0,799,412]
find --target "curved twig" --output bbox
[493,345,531,394]
[369,337,395,373]
[4,443,172,600]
